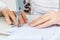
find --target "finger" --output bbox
[0,12,4,17]
[19,15,25,26]
[21,11,28,23]
[29,11,57,25]
[9,11,17,25]
[1,8,12,24]
[5,15,12,25]
[29,12,49,26]
[29,11,56,27]
[29,15,51,27]
[12,11,16,17]
[35,20,54,29]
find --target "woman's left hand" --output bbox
[29,11,60,29]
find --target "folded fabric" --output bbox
[0,24,60,40]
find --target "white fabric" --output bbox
[31,0,59,14]
[0,1,6,11]
[0,14,60,40]
[0,24,60,40]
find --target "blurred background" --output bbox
[0,0,31,14]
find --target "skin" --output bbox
[1,7,27,25]
[2,7,60,29]
[18,11,28,26]
[1,7,17,25]
[29,11,60,29]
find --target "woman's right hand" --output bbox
[2,7,17,25]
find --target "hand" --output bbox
[1,7,17,25]
[29,11,60,29]
[18,11,28,26]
